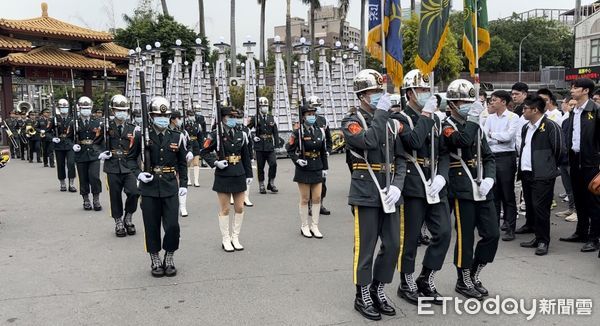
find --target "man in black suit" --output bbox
[559,78,600,253]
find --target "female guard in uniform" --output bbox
[286,105,329,239]
[201,107,253,252]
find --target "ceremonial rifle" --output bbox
[139,63,151,173]
[297,75,306,159]
[70,70,79,143]
[49,78,58,137]
[102,55,110,151]
[210,76,225,160]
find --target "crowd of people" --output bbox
[1,69,599,321]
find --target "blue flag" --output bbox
[367,0,404,87]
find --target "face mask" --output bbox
[236,118,244,126]
[109,115,115,121]
[114,112,129,121]
[314,106,322,113]
[80,109,92,117]
[175,119,183,127]
[415,91,432,107]
[369,92,383,108]
[260,107,269,114]
[153,116,169,129]
[59,108,69,115]
[305,115,317,125]
[458,104,471,118]
[225,118,237,128]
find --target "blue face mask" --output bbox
[80,108,92,117]
[369,92,383,108]
[175,119,183,127]
[414,91,432,107]
[59,108,69,115]
[153,116,169,129]
[305,115,317,125]
[458,104,471,118]
[114,111,129,121]
[134,117,143,124]
[225,118,237,128]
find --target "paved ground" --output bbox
[0,154,598,325]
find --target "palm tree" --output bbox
[231,0,237,77]
[160,0,169,16]
[198,0,205,37]
[257,0,267,64]
[338,0,350,48]
[360,0,366,67]
[301,0,321,64]
[286,0,292,86]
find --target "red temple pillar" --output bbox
[1,67,13,119]
[83,72,92,98]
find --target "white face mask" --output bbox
[80,109,92,117]
[260,107,269,114]
[59,108,69,115]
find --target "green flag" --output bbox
[415,0,451,75]
[463,0,490,76]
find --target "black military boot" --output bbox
[59,179,67,192]
[397,272,420,305]
[82,195,93,210]
[114,218,126,237]
[416,267,444,305]
[124,212,136,235]
[354,285,381,321]
[259,182,267,194]
[68,178,77,193]
[92,193,102,211]
[163,251,177,277]
[455,268,483,300]
[369,280,395,316]
[470,263,489,296]
[319,204,331,215]
[267,179,279,193]
[150,253,164,277]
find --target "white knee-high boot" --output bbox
[231,212,244,250]
[179,194,188,217]
[244,190,253,206]
[219,214,234,252]
[299,204,312,238]
[187,167,193,186]
[193,165,200,187]
[310,203,323,238]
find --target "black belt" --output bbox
[494,151,516,157]
[110,149,129,156]
[151,166,176,175]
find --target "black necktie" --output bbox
[159,133,164,144]
[84,120,89,128]
[118,125,123,136]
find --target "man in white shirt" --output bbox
[483,90,520,241]
[518,95,563,256]
[537,89,562,123]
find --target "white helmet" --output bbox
[77,96,93,109]
[307,95,322,108]
[402,69,432,90]
[149,96,172,114]
[110,94,129,110]
[258,97,269,107]
[446,79,476,102]
[353,69,384,94]
[390,94,402,107]
[57,99,69,109]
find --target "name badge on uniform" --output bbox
[169,143,179,150]
[303,137,312,141]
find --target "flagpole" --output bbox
[473,0,480,96]
[380,0,391,197]
[380,0,388,91]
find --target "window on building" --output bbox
[592,39,600,64]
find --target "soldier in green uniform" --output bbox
[98,95,140,237]
[38,108,55,167]
[201,107,253,252]
[442,79,499,300]
[393,69,451,305]
[128,96,188,277]
[344,69,406,321]
[5,110,20,159]
[52,99,77,192]
[16,107,28,160]
[247,97,279,194]
[70,96,103,211]
[23,109,41,163]
[286,105,329,239]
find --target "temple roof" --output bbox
[0,46,116,71]
[0,35,32,51]
[0,3,113,42]
[82,42,129,60]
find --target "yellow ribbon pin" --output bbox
[588,112,594,120]
[539,123,545,132]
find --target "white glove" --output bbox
[246,178,253,185]
[422,96,438,114]
[375,93,392,111]
[296,159,308,167]
[326,151,330,157]
[186,151,194,162]
[178,187,187,196]
[52,137,61,144]
[137,172,154,183]
[215,160,229,169]
[428,175,446,197]
[134,126,141,132]
[253,136,261,142]
[322,170,328,178]
[72,144,81,152]
[478,177,494,197]
[384,185,402,207]
[98,150,112,160]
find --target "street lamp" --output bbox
[519,32,533,82]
